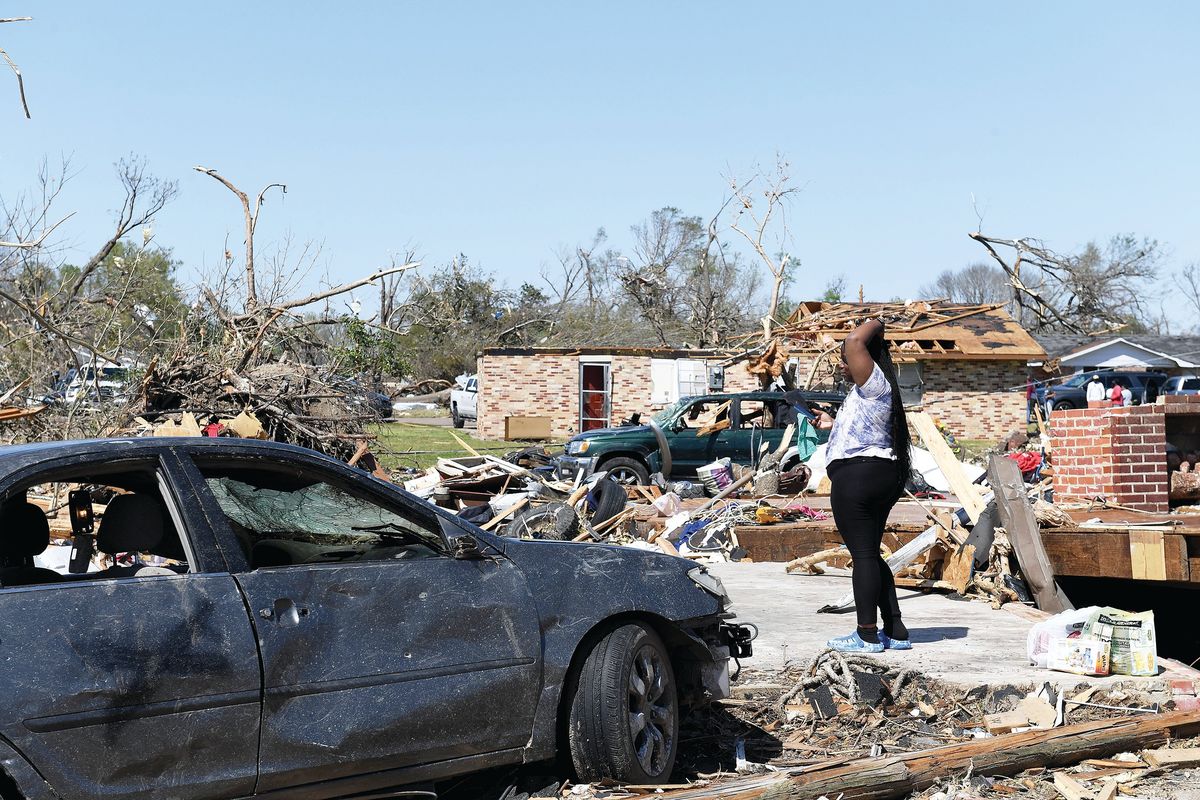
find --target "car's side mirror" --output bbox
[452,536,486,560]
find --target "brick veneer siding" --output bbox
[919,361,1028,442]
[1050,404,1168,511]
[476,355,759,441]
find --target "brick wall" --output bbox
[477,355,760,441]
[1050,404,1168,511]
[921,361,1027,441]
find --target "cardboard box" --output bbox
[504,416,552,440]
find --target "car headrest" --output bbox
[0,501,50,559]
[98,495,164,555]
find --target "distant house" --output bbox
[475,346,761,441]
[1033,335,1200,377]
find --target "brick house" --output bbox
[476,347,760,441]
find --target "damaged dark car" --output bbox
[0,438,750,800]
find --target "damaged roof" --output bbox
[769,300,1045,361]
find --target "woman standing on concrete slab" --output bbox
[812,318,913,653]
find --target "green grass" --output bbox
[371,423,564,470]
[953,438,994,463]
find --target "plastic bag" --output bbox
[1027,606,1098,669]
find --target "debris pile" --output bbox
[132,356,389,461]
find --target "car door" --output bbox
[716,399,788,466]
[0,452,261,800]
[666,397,727,476]
[181,452,542,793]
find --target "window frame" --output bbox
[182,452,453,574]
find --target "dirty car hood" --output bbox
[568,424,653,442]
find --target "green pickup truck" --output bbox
[556,390,846,485]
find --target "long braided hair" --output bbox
[866,331,913,497]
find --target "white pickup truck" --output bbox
[449,375,478,428]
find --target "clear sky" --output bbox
[4,2,1198,315]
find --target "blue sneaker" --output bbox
[827,631,884,653]
[879,632,913,651]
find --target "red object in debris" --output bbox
[1170,679,1198,696]
[1006,451,1043,474]
[1174,696,1200,712]
[203,423,223,437]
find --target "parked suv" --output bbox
[556,390,845,485]
[1040,369,1168,412]
[1164,375,1200,396]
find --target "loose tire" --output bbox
[589,476,627,526]
[568,623,679,784]
[601,456,650,486]
[451,405,464,428]
[508,501,579,540]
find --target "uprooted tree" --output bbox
[969,231,1162,334]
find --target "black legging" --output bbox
[828,457,903,631]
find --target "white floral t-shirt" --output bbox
[826,363,895,465]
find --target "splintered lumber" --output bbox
[988,454,1073,614]
[1052,772,1093,800]
[1142,747,1200,768]
[909,411,986,523]
[479,497,528,531]
[653,709,1200,800]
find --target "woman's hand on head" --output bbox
[842,318,883,386]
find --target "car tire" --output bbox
[568,623,679,785]
[601,457,650,486]
[588,476,627,526]
[451,405,464,428]
[1053,401,1074,411]
[508,501,579,540]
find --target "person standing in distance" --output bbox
[812,318,913,653]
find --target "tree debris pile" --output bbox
[134,355,382,460]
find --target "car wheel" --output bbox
[602,457,650,486]
[451,405,464,428]
[508,501,579,540]
[589,476,627,526]
[1054,400,1074,411]
[569,623,678,784]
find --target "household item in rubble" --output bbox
[696,458,734,495]
[778,463,812,494]
[1048,637,1110,676]
[457,503,494,526]
[1084,607,1157,676]
[1026,606,1099,669]
[650,473,705,499]
[651,492,683,517]
[507,502,580,541]
[586,476,627,526]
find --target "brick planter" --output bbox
[1050,404,1169,511]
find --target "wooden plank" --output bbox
[1142,746,1200,768]
[479,497,528,531]
[1052,772,1094,800]
[1129,530,1167,581]
[941,543,976,593]
[655,710,1200,800]
[988,455,1072,613]
[1040,532,1190,582]
[909,412,987,524]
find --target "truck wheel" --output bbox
[588,476,627,526]
[602,457,650,486]
[451,405,464,428]
[568,623,678,784]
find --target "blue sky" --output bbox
[4,2,1198,316]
